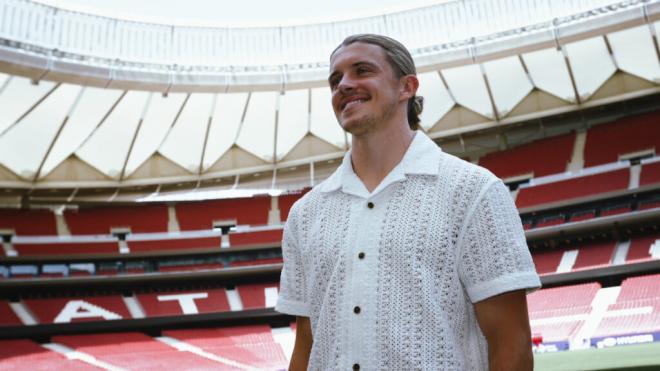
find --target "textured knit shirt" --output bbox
[276,132,541,370]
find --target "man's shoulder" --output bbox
[438,151,500,190]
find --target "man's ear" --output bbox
[400,75,419,100]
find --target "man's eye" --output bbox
[357,67,370,74]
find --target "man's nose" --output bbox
[337,75,356,93]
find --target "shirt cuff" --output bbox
[275,297,311,317]
[466,271,542,303]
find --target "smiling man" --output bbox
[276,34,541,370]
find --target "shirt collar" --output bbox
[319,131,442,195]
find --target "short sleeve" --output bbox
[275,201,312,317]
[458,179,541,303]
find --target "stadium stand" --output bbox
[164,325,289,369]
[536,215,566,228]
[12,239,119,256]
[569,210,596,223]
[0,209,57,236]
[52,332,225,369]
[516,168,630,209]
[583,112,660,168]
[0,339,96,370]
[64,205,169,234]
[228,229,283,246]
[157,262,224,273]
[600,204,632,217]
[626,234,660,263]
[572,241,616,270]
[237,282,280,309]
[176,196,271,230]
[532,249,564,275]
[0,301,22,326]
[127,235,221,253]
[640,160,660,187]
[278,190,309,221]
[592,274,660,341]
[229,257,283,267]
[528,283,601,346]
[479,132,575,179]
[23,295,132,324]
[136,288,231,317]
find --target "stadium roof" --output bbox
[0,0,658,201]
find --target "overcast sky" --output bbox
[35,0,453,27]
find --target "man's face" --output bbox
[328,42,404,135]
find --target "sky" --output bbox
[35,0,454,27]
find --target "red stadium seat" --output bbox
[64,205,168,234]
[53,332,224,369]
[479,132,575,179]
[136,288,231,317]
[639,160,660,187]
[592,274,660,339]
[237,282,280,309]
[516,168,629,209]
[164,325,288,369]
[572,241,616,270]
[626,234,659,263]
[24,295,132,324]
[158,263,224,273]
[0,301,22,326]
[176,196,271,230]
[127,236,221,253]
[0,209,57,236]
[531,249,564,275]
[583,111,660,167]
[228,229,283,246]
[228,257,283,267]
[0,339,96,370]
[12,240,119,256]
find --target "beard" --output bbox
[339,98,399,136]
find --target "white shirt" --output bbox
[276,132,541,370]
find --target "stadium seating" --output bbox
[0,209,57,236]
[479,132,575,179]
[532,249,564,275]
[569,210,596,223]
[228,229,283,246]
[592,274,660,339]
[0,301,22,326]
[164,325,289,369]
[64,205,168,234]
[176,196,271,230]
[158,263,224,273]
[516,168,630,209]
[528,283,601,344]
[583,111,660,167]
[228,257,283,267]
[626,235,659,263]
[136,288,231,317]
[535,215,566,228]
[640,160,660,187]
[127,235,221,253]
[278,190,309,221]
[572,241,616,270]
[52,332,224,369]
[237,282,280,309]
[12,240,119,256]
[0,339,95,370]
[23,295,132,324]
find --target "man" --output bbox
[276,34,541,370]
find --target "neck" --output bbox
[350,120,415,193]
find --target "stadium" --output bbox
[0,0,659,369]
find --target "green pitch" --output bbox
[534,342,660,371]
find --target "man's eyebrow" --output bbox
[328,61,378,84]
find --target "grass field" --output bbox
[534,342,660,371]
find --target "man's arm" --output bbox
[474,290,533,371]
[289,316,313,371]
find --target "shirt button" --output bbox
[353,306,361,314]
[358,252,365,259]
[367,201,374,209]
[353,364,360,370]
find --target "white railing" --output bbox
[0,0,647,68]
